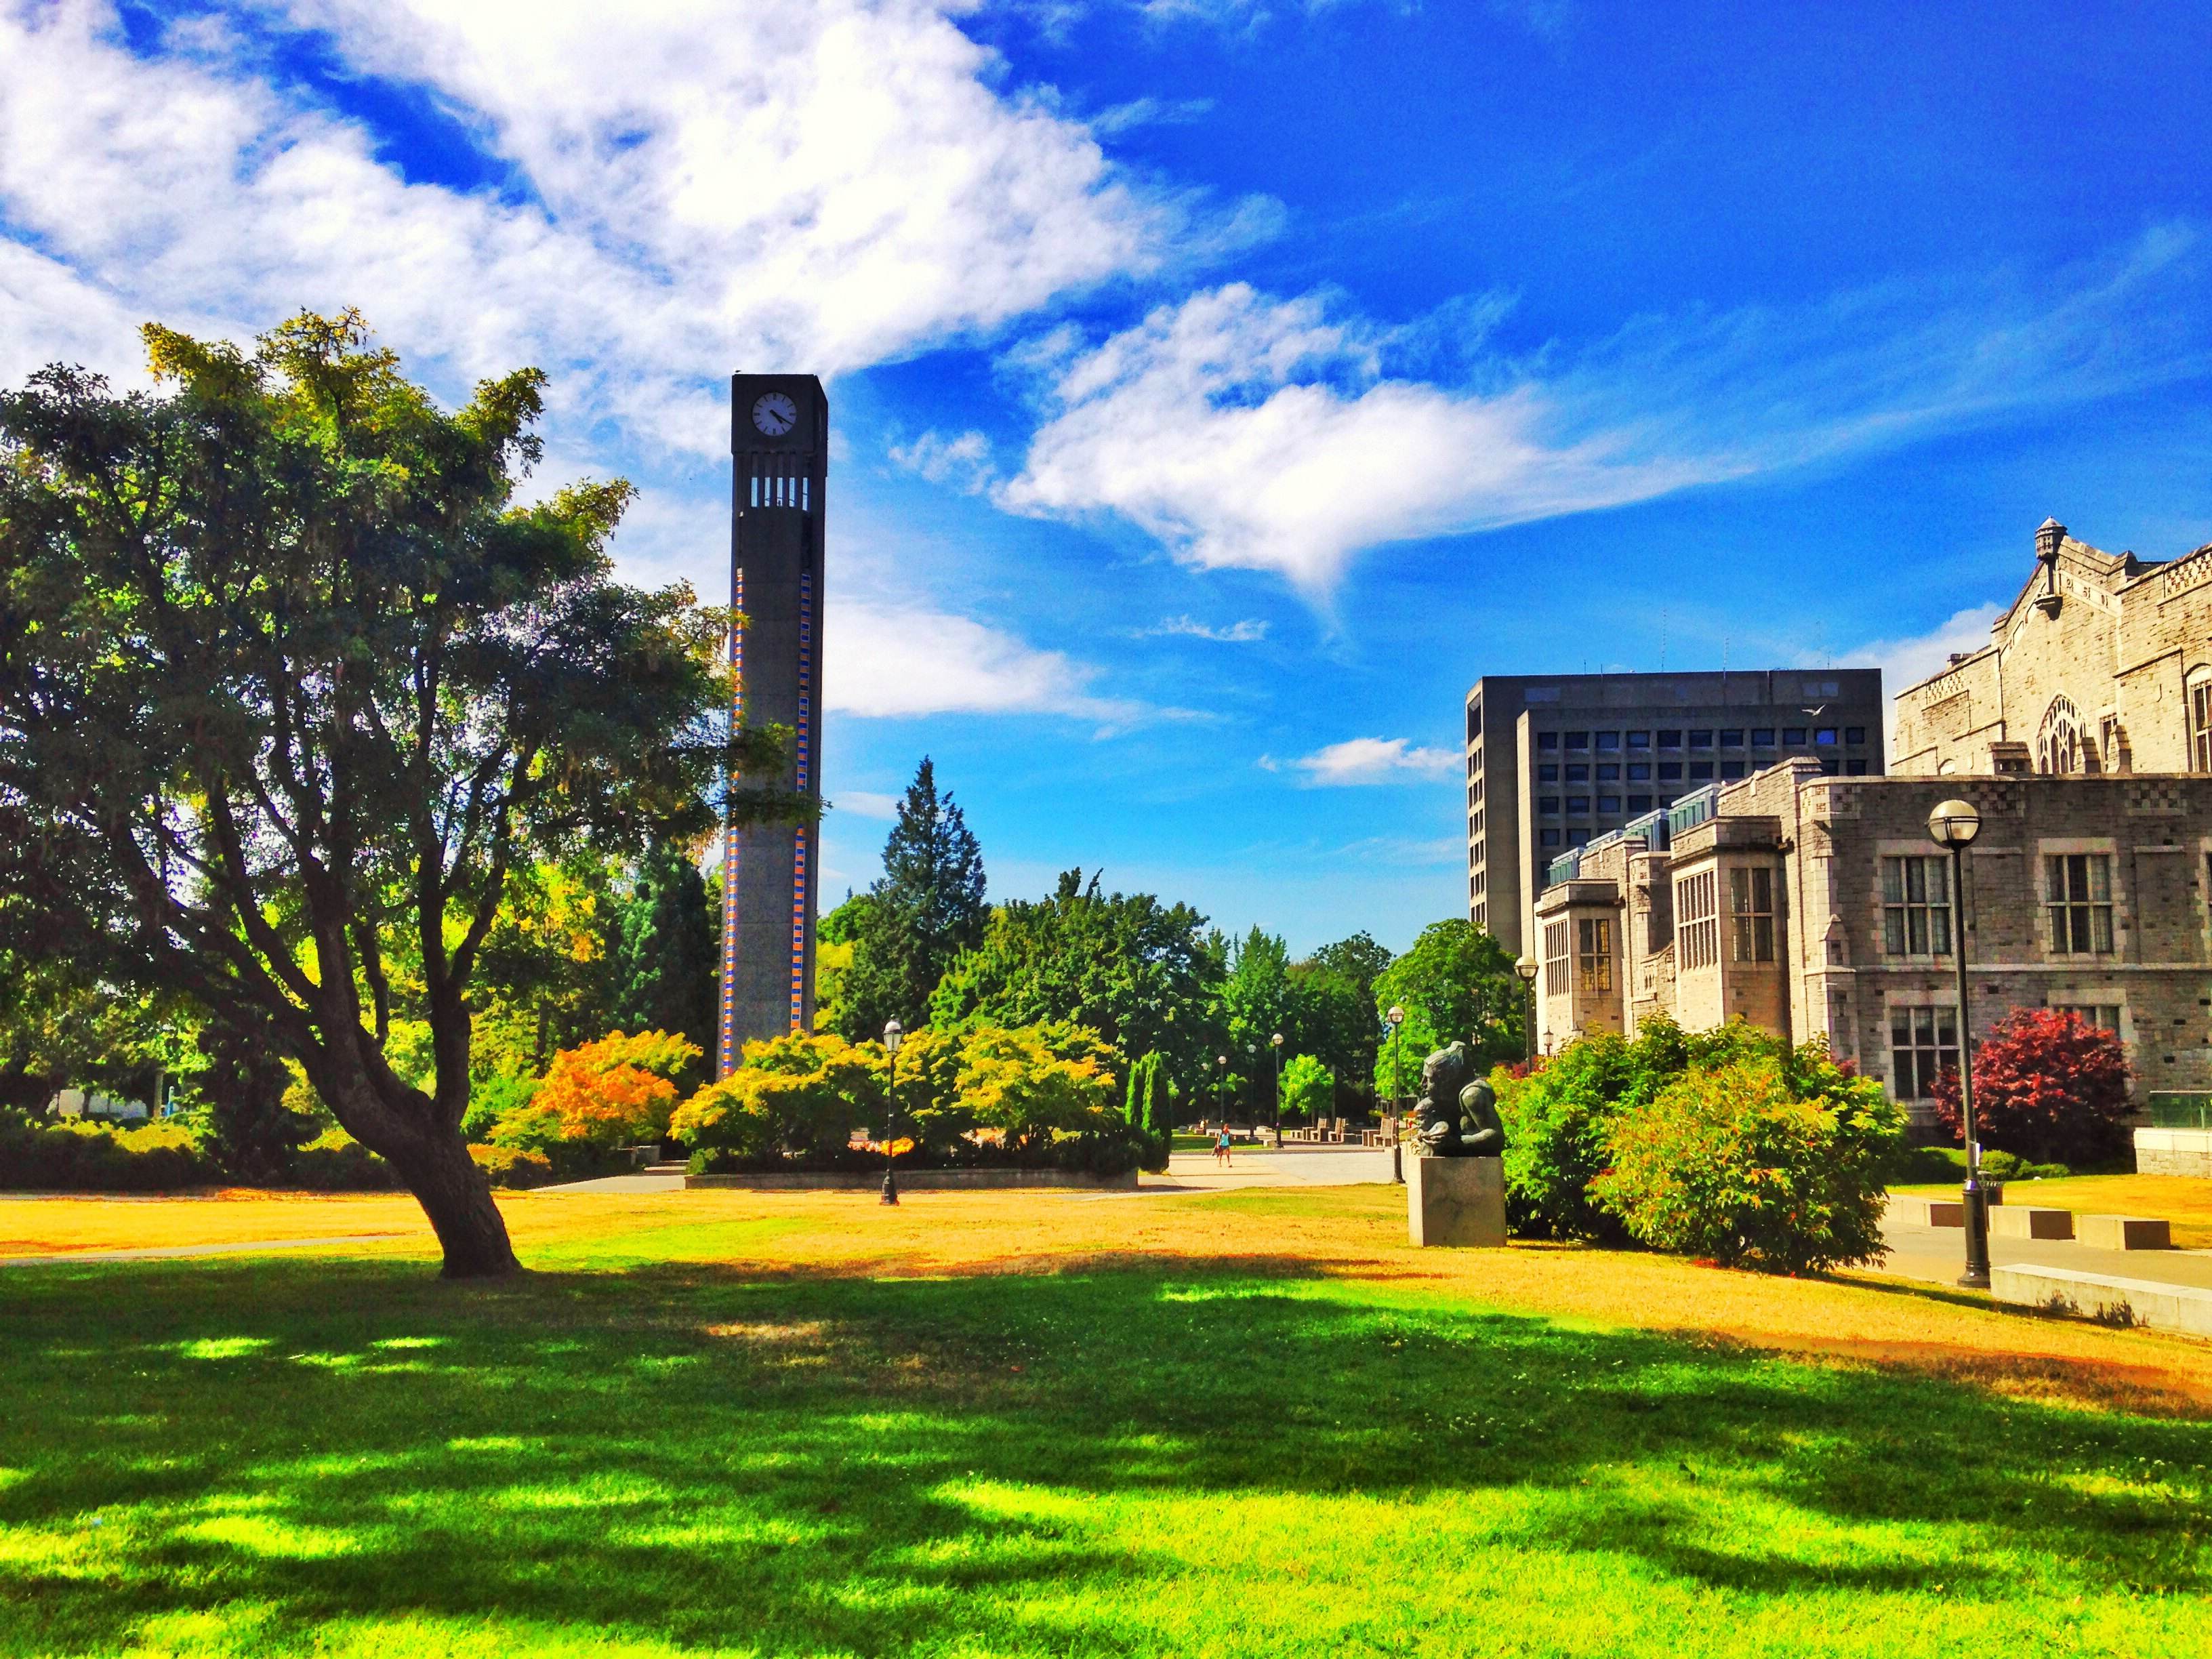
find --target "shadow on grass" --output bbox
[1,1252,2209,1655]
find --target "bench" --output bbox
[1890,1195,1965,1228]
[2079,1214,2173,1251]
[1989,1206,2074,1241]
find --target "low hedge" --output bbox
[0,1118,218,1192]
[469,1143,556,1189]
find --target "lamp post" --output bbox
[1270,1031,1284,1146]
[881,1019,903,1207]
[1515,954,1539,1065]
[1929,797,1988,1289]
[1386,1004,1406,1184]
[1216,1053,1229,1130]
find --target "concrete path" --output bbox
[1875,1206,2212,1296]
[1138,1143,1397,1192]
[1,1235,405,1268]
[539,1172,688,1195]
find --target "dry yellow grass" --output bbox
[8,1182,2212,1418]
[1899,1172,2212,1248]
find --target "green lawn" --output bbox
[3,1203,2210,1656]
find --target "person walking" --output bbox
[1213,1124,1233,1168]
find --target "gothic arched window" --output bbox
[2037,695,2084,775]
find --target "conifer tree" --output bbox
[614,839,716,1076]
[833,759,987,1039]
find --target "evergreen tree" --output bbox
[834,760,987,1039]
[613,839,717,1078]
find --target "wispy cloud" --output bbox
[1268,736,1462,785]
[825,598,1134,722]
[998,230,2212,592]
[1139,615,1270,642]
[888,428,996,493]
[828,790,903,821]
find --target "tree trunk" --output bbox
[382,1124,522,1279]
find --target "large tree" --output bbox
[1289,931,1393,1111]
[930,869,1221,1090]
[0,312,796,1275]
[830,758,987,1040]
[1370,920,1523,1096]
[613,837,716,1076]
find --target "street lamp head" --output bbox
[882,1018,903,1054]
[1927,798,1982,849]
[1386,1004,1404,1027]
[1271,1031,1284,1048]
[1514,954,1538,984]
[1217,1054,1227,1067]
[1542,1028,1554,1052]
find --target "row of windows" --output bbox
[1535,758,1872,807]
[1881,853,2118,958]
[1890,1003,2125,1100]
[1536,726,1868,752]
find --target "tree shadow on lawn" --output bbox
[1,1254,2209,1656]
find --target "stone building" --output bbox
[1533,762,2212,1127]
[1461,670,1885,956]
[1893,518,2212,779]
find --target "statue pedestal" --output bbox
[1408,1155,1506,1248]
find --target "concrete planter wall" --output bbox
[2133,1126,2212,1177]
[685,1166,1138,1191]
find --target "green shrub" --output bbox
[462,1073,539,1142]
[469,1143,556,1189]
[0,1117,217,1191]
[1124,1052,1172,1173]
[290,1128,398,1191]
[1281,1054,1333,1127]
[1589,1050,1904,1273]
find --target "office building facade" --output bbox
[1464,670,1885,954]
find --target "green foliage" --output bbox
[1280,1053,1334,1125]
[0,951,194,1117]
[190,1015,318,1183]
[468,1143,557,1190]
[1589,1046,1904,1273]
[1124,1052,1172,1172]
[829,760,989,1040]
[461,1074,541,1143]
[672,1031,886,1164]
[930,869,1221,1096]
[613,839,716,1078]
[1286,933,1391,1112]
[1371,920,1523,1092]
[290,1127,399,1192]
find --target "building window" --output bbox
[1576,917,1613,991]
[1729,866,1776,963]
[1565,731,1590,750]
[2046,853,2115,954]
[1657,729,1683,750]
[1677,870,1719,969]
[1820,758,1841,775]
[1626,762,1650,781]
[1626,731,1651,750]
[1467,704,1482,741]
[1815,727,1838,746]
[1597,763,1620,781]
[1539,763,1559,781]
[1538,732,1559,751]
[2037,695,2084,775]
[1889,1006,1959,1100]
[1567,796,1590,813]
[1540,829,1561,848]
[2192,677,2212,771]
[1719,729,1744,747]
[1882,856,1951,955]
[1627,793,1652,811]
[1719,761,1746,780]
[1845,726,1867,745]
[1538,796,1559,815]
[1657,761,1683,781]
[1544,919,1570,996]
[1566,764,1590,782]
[1689,729,1715,749]
[1598,794,1622,813]
[1750,727,1776,747]
[1783,726,1807,745]
[1689,761,1715,780]
[1595,731,1620,751]
[2053,1004,2122,1035]
[1845,759,1869,775]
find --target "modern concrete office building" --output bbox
[718,373,829,1075]
[1464,670,1885,954]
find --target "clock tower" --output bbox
[718,373,829,1074]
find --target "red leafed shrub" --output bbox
[1931,1008,2133,1167]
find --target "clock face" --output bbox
[752,392,798,438]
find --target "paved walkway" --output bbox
[1141,1143,1397,1191]
[1875,1204,2212,1296]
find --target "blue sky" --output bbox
[5,1,2210,952]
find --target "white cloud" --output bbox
[1835,604,2005,743]
[825,598,1129,720]
[829,790,903,820]
[999,233,2212,592]
[1142,615,1269,641]
[1275,736,1461,785]
[0,0,1235,457]
[888,428,995,493]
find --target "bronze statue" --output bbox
[1412,1042,1504,1158]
